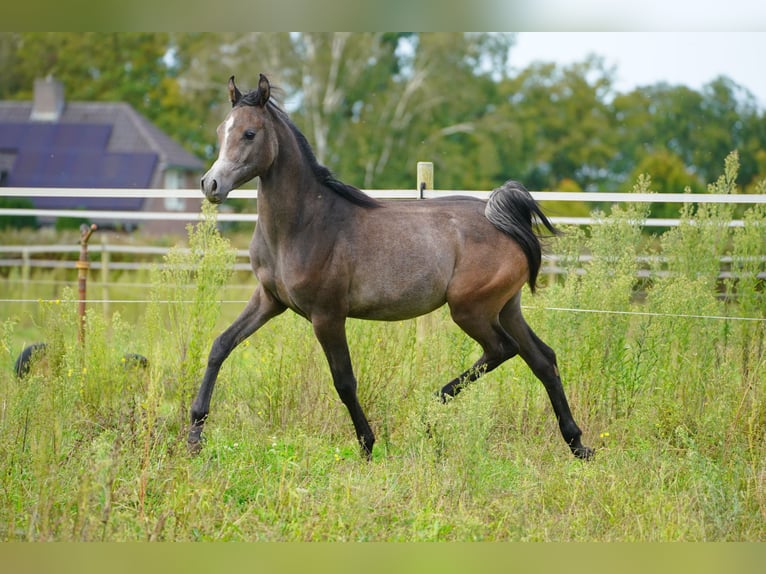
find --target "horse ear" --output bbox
[255,73,271,107]
[228,76,242,107]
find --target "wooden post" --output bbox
[417,161,433,198]
[21,247,31,313]
[21,248,30,285]
[101,234,110,316]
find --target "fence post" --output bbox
[21,247,30,313]
[101,234,110,316]
[76,223,97,344]
[417,162,433,199]
[416,162,435,343]
[21,247,30,285]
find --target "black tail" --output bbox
[484,180,557,293]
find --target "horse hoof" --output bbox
[187,439,202,456]
[187,429,204,456]
[573,445,595,460]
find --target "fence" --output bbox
[2,171,765,285]
[2,184,766,227]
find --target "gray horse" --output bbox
[190,74,593,460]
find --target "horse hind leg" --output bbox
[439,308,519,401]
[499,296,593,460]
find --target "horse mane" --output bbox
[238,90,382,209]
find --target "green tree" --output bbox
[496,56,618,191]
[612,78,764,191]
[625,150,705,219]
[173,32,517,190]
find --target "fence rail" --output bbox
[3,186,766,202]
[2,186,766,227]
[1,243,764,282]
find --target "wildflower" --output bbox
[599,432,610,439]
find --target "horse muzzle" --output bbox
[200,170,230,204]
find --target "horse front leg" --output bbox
[311,314,375,459]
[188,285,286,454]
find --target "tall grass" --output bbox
[0,154,764,540]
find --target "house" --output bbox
[0,76,205,234]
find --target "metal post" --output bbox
[76,223,97,344]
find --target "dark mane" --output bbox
[238,91,382,209]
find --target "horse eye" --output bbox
[244,129,256,141]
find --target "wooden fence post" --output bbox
[21,247,30,285]
[417,162,433,198]
[101,234,110,316]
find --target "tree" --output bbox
[3,32,765,202]
[625,150,705,219]
[496,56,618,191]
[173,32,517,190]
[612,78,764,191]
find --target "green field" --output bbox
[1,165,764,541]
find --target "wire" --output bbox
[521,305,766,322]
[1,298,764,322]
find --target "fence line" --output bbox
[2,185,764,317]
[0,208,754,228]
[3,186,766,203]
[1,243,764,280]
[2,186,765,228]
[1,297,762,323]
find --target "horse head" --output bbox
[201,74,278,203]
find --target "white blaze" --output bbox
[220,115,236,159]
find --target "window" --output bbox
[163,169,185,211]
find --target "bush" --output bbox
[0,197,37,229]
[54,208,90,232]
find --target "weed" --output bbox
[0,155,764,540]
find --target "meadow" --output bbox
[0,158,764,541]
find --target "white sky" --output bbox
[510,32,766,109]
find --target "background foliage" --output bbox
[2,32,766,199]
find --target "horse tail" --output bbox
[484,180,558,293]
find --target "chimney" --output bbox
[30,76,65,122]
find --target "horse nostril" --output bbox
[201,177,218,193]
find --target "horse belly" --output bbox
[346,256,452,321]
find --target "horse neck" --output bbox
[256,126,346,240]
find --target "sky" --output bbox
[510,32,766,109]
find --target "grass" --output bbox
[0,156,764,541]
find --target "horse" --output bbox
[190,74,593,460]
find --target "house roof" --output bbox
[0,99,204,175]
[0,87,205,217]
